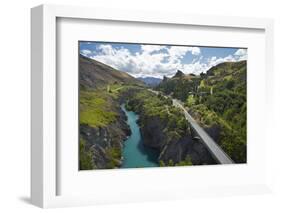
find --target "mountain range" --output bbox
[137,77,162,87]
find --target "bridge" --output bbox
[148,89,234,164]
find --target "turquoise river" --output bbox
[121,103,159,168]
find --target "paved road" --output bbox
[148,89,234,164]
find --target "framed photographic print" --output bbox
[78,41,242,170]
[31,4,274,208]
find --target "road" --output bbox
[148,89,234,164]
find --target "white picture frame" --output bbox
[31,4,274,208]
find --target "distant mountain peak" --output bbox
[137,76,162,87]
[173,70,185,78]
[163,76,169,82]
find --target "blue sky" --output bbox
[80,41,247,78]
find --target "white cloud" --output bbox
[97,44,116,55]
[141,45,167,53]
[167,46,200,63]
[81,49,92,56]
[86,44,246,78]
[190,47,201,55]
[92,44,171,78]
[234,49,246,56]
[234,49,247,61]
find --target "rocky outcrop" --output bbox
[172,70,185,78]
[162,76,169,82]
[158,135,216,165]
[140,116,166,149]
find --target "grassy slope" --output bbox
[80,88,118,128]
[80,83,145,127]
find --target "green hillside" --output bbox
[157,61,247,163]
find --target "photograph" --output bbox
[79,41,247,170]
